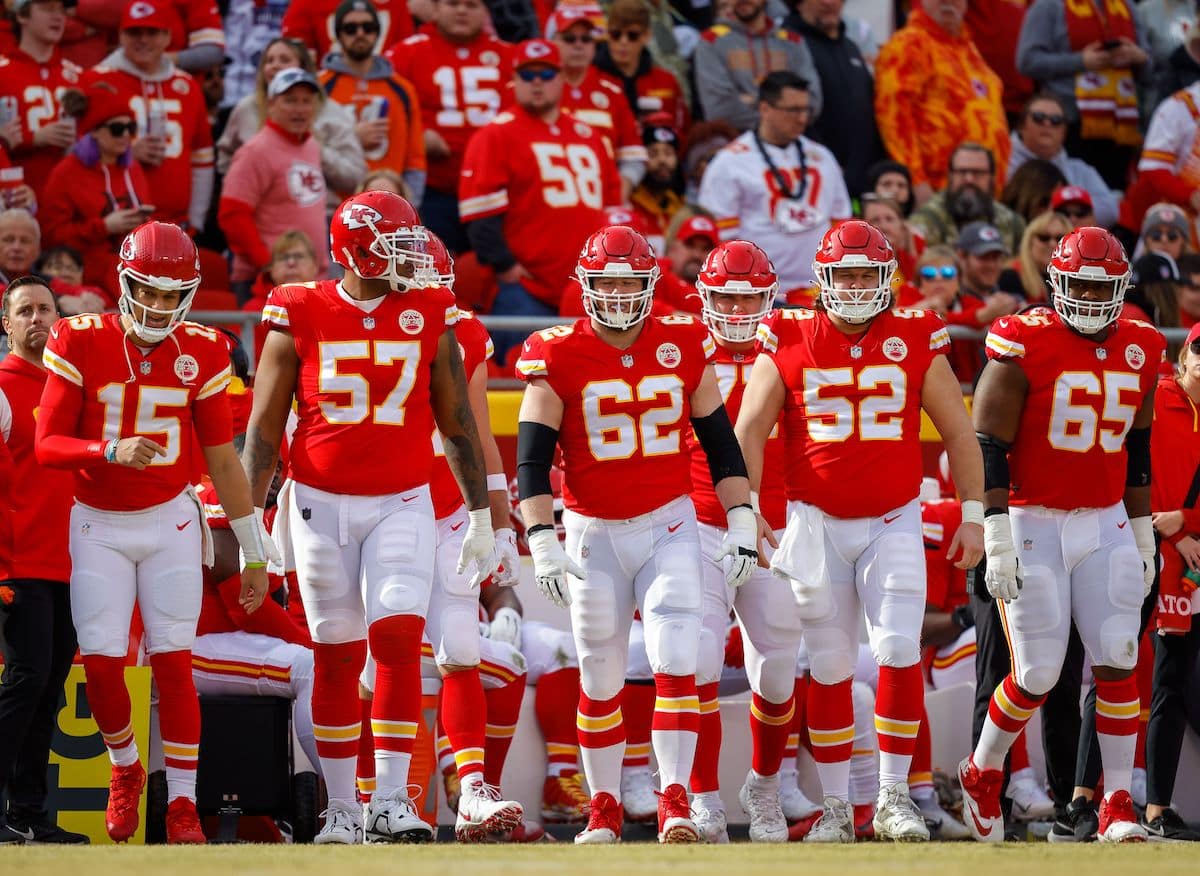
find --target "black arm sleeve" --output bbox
[1126,426,1151,487]
[692,406,748,486]
[517,420,558,499]
[977,432,1011,495]
[465,215,517,273]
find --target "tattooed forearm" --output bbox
[241,425,280,507]
[433,331,489,510]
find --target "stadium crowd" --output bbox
[1,0,1200,851]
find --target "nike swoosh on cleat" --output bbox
[967,806,992,837]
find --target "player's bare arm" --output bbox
[920,355,985,570]
[971,358,1030,602]
[242,328,298,508]
[432,331,489,510]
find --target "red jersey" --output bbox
[0,354,74,582]
[984,311,1164,510]
[40,313,233,511]
[458,106,621,307]
[0,49,82,202]
[759,307,951,518]
[387,26,513,194]
[557,68,646,168]
[262,280,459,496]
[629,65,689,137]
[430,310,494,519]
[688,339,786,531]
[516,314,715,520]
[282,0,412,61]
[921,498,966,612]
[79,63,214,225]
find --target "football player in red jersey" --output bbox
[736,219,986,843]
[418,232,526,841]
[34,221,272,845]
[683,240,800,844]
[515,225,763,845]
[386,0,512,253]
[961,227,1164,844]
[242,191,500,845]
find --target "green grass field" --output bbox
[3,843,1198,876]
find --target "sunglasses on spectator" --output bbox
[102,121,138,137]
[1148,229,1184,242]
[1034,233,1063,245]
[608,28,644,41]
[1060,206,1092,219]
[559,32,594,44]
[517,67,558,82]
[340,21,379,35]
[919,265,958,279]
[1029,110,1066,126]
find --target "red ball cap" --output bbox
[513,38,562,72]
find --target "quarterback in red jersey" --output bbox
[515,225,762,845]
[961,227,1164,844]
[683,240,802,844]
[736,219,985,844]
[35,222,271,845]
[459,39,621,313]
[243,191,499,845]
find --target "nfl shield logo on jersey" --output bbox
[399,310,425,335]
[363,317,376,330]
[656,343,682,368]
[174,354,200,384]
[139,361,152,375]
[621,354,634,368]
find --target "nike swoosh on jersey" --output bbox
[667,521,683,533]
[450,522,464,532]
[1117,521,1127,529]
[177,520,192,531]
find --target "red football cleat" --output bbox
[656,783,698,844]
[166,797,207,844]
[854,803,876,840]
[574,792,623,844]
[105,761,146,843]
[1097,790,1147,843]
[958,756,1004,843]
[787,810,822,841]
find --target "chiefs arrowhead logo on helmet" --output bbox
[340,203,383,230]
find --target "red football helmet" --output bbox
[601,205,654,238]
[1047,226,1130,333]
[812,219,897,324]
[696,240,778,342]
[575,225,660,330]
[117,221,201,343]
[330,190,435,291]
[425,232,455,290]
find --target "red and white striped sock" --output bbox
[875,665,924,788]
[750,691,795,778]
[441,667,487,785]
[808,678,854,801]
[312,639,367,803]
[974,675,1046,772]
[150,650,201,802]
[578,691,624,798]
[1096,675,1140,797]
[81,654,139,767]
[651,674,700,789]
[689,682,722,793]
[621,681,655,772]
[536,668,581,777]
[484,675,525,787]
[368,616,424,798]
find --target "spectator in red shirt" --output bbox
[218,68,328,296]
[40,83,152,300]
[0,276,86,846]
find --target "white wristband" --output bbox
[749,490,761,515]
[230,512,266,565]
[487,473,508,492]
[960,499,984,527]
[468,507,492,530]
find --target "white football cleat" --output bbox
[804,796,856,844]
[958,757,1004,843]
[1007,774,1055,822]
[915,793,970,840]
[739,771,788,843]
[620,767,658,823]
[778,766,821,822]
[690,792,729,844]
[365,790,433,844]
[455,778,524,842]
[314,798,364,845]
[873,783,930,842]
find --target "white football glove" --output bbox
[528,527,584,608]
[983,513,1022,602]
[1131,515,1157,598]
[715,505,759,588]
[489,606,523,647]
[456,508,500,588]
[491,527,520,588]
[255,507,283,567]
